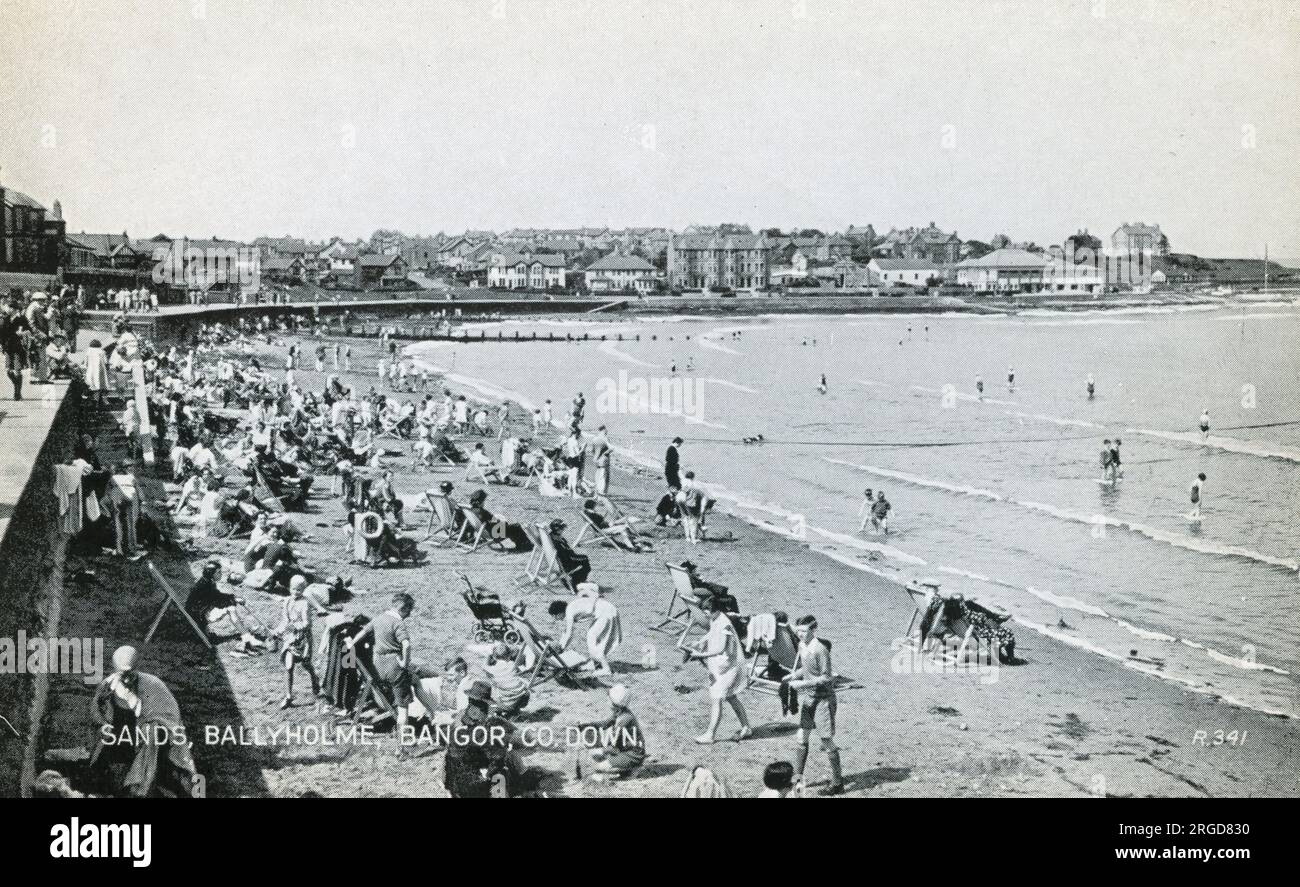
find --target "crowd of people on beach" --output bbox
[8,289,853,798]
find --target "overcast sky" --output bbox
[2,0,1297,256]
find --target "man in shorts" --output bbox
[786,614,844,795]
[347,592,442,754]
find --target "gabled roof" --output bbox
[586,254,655,272]
[358,253,402,268]
[957,248,1048,269]
[541,237,583,252]
[2,189,45,210]
[71,233,137,258]
[261,255,302,271]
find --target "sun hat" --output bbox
[112,645,138,672]
[464,680,493,706]
[608,684,632,708]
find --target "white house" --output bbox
[584,253,657,293]
[867,257,943,286]
[770,250,810,285]
[487,252,567,289]
[956,248,1050,292]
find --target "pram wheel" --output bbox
[473,627,493,644]
[503,628,522,646]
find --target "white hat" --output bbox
[608,684,631,708]
[112,645,138,672]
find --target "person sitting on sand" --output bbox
[576,684,646,781]
[484,642,530,715]
[469,442,508,483]
[443,681,524,797]
[582,498,651,552]
[758,761,798,798]
[464,488,533,551]
[88,646,198,798]
[547,518,591,584]
[185,560,264,654]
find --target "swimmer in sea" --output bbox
[1007,366,1015,392]
[1086,373,1095,399]
[975,375,984,400]
[818,374,828,395]
[1199,409,1210,441]
[1188,472,1206,521]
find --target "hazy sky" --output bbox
[2,0,1297,256]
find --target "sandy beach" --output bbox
[35,329,1300,798]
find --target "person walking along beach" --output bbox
[684,597,752,744]
[786,615,844,795]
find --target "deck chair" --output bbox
[652,562,708,646]
[507,611,590,690]
[530,522,582,591]
[904,580,942,645]
[424,491,458,545]
[744,615,799,695]
[458,507,507,553]
[464,459,494,484]
[573,511,629,549]
[376,412,403,440]
[142,561,214,649]
[513,522,545,586]
[252,464,287,513]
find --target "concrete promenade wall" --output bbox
[0,379,79,797]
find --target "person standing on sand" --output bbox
[664,436,683,489]
[332,341,340,370]
[786,615,844,795]
[684,596,752,745]
[1189,472,1206,521]
[343,343,352,372]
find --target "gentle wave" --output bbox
[910,384,1018,407]
[823,456,1300,572]
[1126,427,1300,464]
[597,340,663,369]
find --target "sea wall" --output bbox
[0,381,81,797]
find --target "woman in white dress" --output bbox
[83,338,109,405]
[560,583,621,676]
[684,597,752,744]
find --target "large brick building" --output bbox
[666,232,776,289]
[1,180,65,276]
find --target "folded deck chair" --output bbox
[506,611,590,689]
[458,507,507,553]
[652,562,708,646]
[529,522,582,592]
[464,459,492,484]
[424,491,458,545]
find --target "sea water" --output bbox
[407,302,1300,716]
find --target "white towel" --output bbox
[745,612,777,651]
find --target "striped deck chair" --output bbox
[506,611,590,690]
[530,522,582,592]
[424,491,458,545]
[458,507,507,553]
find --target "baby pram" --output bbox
[460,575,522,646]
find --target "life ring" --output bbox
[358,511,385,541]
